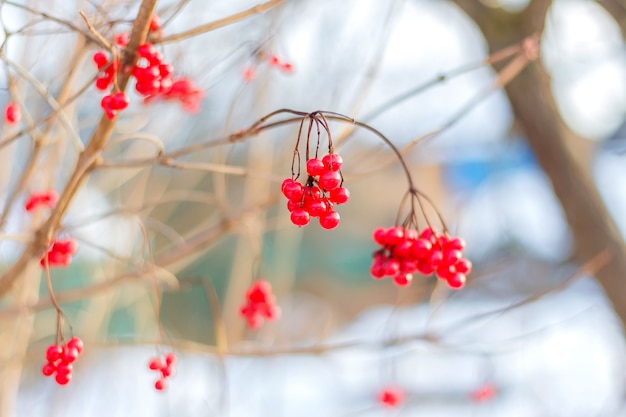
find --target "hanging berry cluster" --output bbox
[282,153,349,229]
[41,337,84,386]
[40,238,78,268]
[281,112,350,229]
[91,15,203,119]
[148,352,177,391]
[370,226,472,289]
[239,280,280,329]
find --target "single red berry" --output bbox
[149,14,161,31]
[138,43,157,59]
[165,352,177,366]
[372,228,387,245]
[378,387,403,408]
[155,378,167,391]
[67,337,84,355]
[46,345,63,362]
[391,240,412,258]
[115,33,130,47]
[5,102,20,124]
[269,55,281,67]
[417,260,435,275]
[306,158,326,176]
[436,264,454,280]
[110,92,130,110]
[443,249,462,264]
[470,383,498,402]
[447,236,466,251]
[318,170,341,191]
[305,199,327,217]
[93,51,109,68]
[282,180,304,201]
[290,208,310,226]
[455,258,472,274]
[385,227,404,246]
[303,185,322,200]
[62,346,79,364]
[322,153,343,171]
[329,187,349,204]
[400,260,418,274]
[42,363,56,377]
[393,273,412,287]
[319,211,340,230]
[411,238,432,258]
[370,262,386,279]
[383,259,401,277]
[429,251,444,267]
[281,62,294,73]
[95,77,111,90]
[149,358,163,370]
[55,372,72,386]
[56,363,73,376]
[243,67,256,82]
[161,364,174,378]
[447,272,466,289]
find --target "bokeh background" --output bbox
[2,0,626,415]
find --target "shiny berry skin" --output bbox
[329,187,349,204]
[306,158,325,176]
[62,347,79,364]
[319,211,340,230]
[149,14,161,31]
[455,258,472,274]
[385,227,404,246]
[165,353,177,366]
[161,365,174,377]
[55,372,71,386]
[282,180,304,201]
[322,153,343,171]
[373,228,387,245]
[115,33,130,47]
[411,238,432,258]
[67,337,84,355]
[393,273,412,287]
[306,199,327,217]
[46,345,63,362]
[318,171,341,191]
[290,208,310,226]
[110,92,130,110]
[447,272,466,289]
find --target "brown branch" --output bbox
[154,0,285,44]
[0,0,158,298]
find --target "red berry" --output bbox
[393,273,412,287]
[290,208,310,226]
[165,353,177,365]
[319,211,340,230]
[155,378,167,391]
[115,33,130,47]
[455,258,472,274]
[5,102,19,124]
[370,262,386,279]
[67,337,84,355]
[400,260,418,274]
[306,199,327,217]
[282,180,304,201]
[411,238,432,258]
[42,363,56,377]
[149,358,163,370]
[93,51,108,68]
[161,364,174,377]
[56,363,73,376]
[269,55,281,67]
[62,347,79,364]
[443,249,462,264]
[436,264,454,280]
[329,187,350,204]
[306,158,325,176]
[391,240,412,258]
[110,92,130,110]
[46,345,63,362]
[318,170,341,191]
[149,14,161,32]
[447,237,466,251]
[55,372,72,386]
[384,259,400,276]
[281,62,294,73]
[447,272,466,289]
[429,251,443,267]
[373,228,387,245]
[385,227,404,246]
[137,43,156,59]
[470,383,498,402]
[287,200,299,212]
[95,77,111,90]
[379,387,403,408]
[322,154,343,171]
[243,67,256,82]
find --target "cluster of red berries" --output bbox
[239,280,280,329]
[5,102,19,125]
[41,337,84,386]
[148,352,177,391]
[40,238,78,268]
[100,92,130,120]
[370,226,472,289]
[25,190,58,212]
[378,387,404,408]
[281,153,349,229]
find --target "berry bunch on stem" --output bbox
[39,238,79,268]
[148,352,177,391]
[370,225,471,289]
[41,337,84,386]
[282,112,349,229]
[25,189,58,212]
[239,280,280,329]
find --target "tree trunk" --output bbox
[455,0,626,329]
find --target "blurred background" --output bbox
[2,0,626,415]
